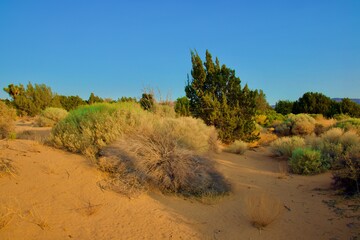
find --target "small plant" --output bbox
[224,140,248,154]
[0,101,17,139]
[245,193,283,230]
[0,158,17,177]
[332,156,360,195]
[270,136,305,158]
[36,107,68,127]
[289,148,328,175]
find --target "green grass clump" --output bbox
[0,101,17,139]
[289,148,328,175]
[36,107,68,127]
[270,136,305,158]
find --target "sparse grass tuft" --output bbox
[224,140,248,154]
[0,158,17,178]
[245,192,283,230]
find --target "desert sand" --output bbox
[0,122,359,240]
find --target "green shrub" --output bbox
[36,107,68,127]
[289,148,328,175]
[270,136,305,158]
[0,101,17,139]
[225,140,248,155]
[174,96,190,117]
[51,102,147,157]
[140,93,155,112]
[275,114,316,136]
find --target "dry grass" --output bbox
[245,192,283,230]
[224,140,248,154]
[74,198,102,216]
[98,117,229,197]
[23,208,50,230]
[0,202,18,230]
[0,158,17,178]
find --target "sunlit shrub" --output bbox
[36,107,68,127]
[0,101,17,139]
[270,136,305,158]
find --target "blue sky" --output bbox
[0,0,359,104]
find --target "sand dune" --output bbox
[0,125,358,239]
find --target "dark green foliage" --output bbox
[174,96,190,117]
[293,92,333,117]
[332,157,360,195]
[254,89,271,114]
[3,82,54,116]
[274,100,294,115]
[140,93,155,112]
[185,50,258,143]
[59,95,86,111]
[88,92,103,104]
[339,98,360,118]
[289,148,329,175]
[118,96,137,103]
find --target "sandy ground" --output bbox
[0,122,359,240]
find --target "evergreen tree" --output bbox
[185,50,257,143]
[174,96,190,116]
[88,92,103,104]
[293,92,332,116]
[140,93,155,112]
[275,100,294,115]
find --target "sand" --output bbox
[0,123,359,240]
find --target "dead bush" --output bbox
[245,192,283,230]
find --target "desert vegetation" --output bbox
[1,50,359,239]
[0,101,16,139]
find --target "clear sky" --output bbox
[0,0,359,104]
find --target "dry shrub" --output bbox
[99,117,229,197]
[313,115,336,135]
[0,101,17,139]
[275,114,316,136]
[224,140,248,154]
[258,132,278,146]
[154,104,176,118]
[245,193,283,230]
[270,136,305,159]
[335,118,360,135]
[36,107,68,127]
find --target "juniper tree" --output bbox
[185,50,258,143]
